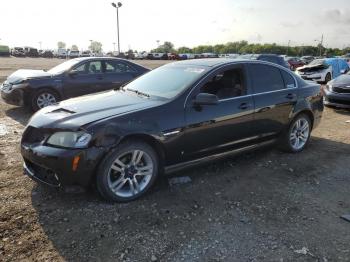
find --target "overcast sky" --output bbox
[0,0,349,51]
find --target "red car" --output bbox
[168,53,179,60]
[286,57,305,70]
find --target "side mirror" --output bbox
[193,93,219,106]
[68,70,78,77]
[340,69,346,74]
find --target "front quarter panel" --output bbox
[85,99,186,166]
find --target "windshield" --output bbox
[124,65,208,99]
[48,59,80,74]
[309,59,326,66]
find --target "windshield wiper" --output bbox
[126,88,150,98]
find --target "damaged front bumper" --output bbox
[21,143,106,188]
[0,87,25,106]
[323,88,350,108]
[297,72,325,82]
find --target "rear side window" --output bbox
[249,64,285,93]
[105,60,136,73]
[258,56,278,64]
[281,70,296,88]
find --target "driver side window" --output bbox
[200,68,246,100]
[74,63,88,74]
[73,61,102,75]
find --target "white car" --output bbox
[219,53,239,59]
[295,58,333,83]
[54,48,67,58]
[68,50,80,58]
[134,52,146,59]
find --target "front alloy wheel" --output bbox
[107,150,153,198]
[97,141,158,202]
[36,92,57,108]
[31,89,60,111]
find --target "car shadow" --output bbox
[5,106,31,126]
[30,136,350,261]
[331,107,350,116]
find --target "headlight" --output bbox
[327,85,333,92]
[47,131,92,148]
[12,79,27,85]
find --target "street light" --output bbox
[89,39,93,52]
[111,2,122,54]
[287,40,291,56]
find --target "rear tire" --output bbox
[279,114,311,153]
[31,89,60,112]
[324,73,331,84]
[96,140,159,202]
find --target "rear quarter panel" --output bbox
[294,81,324,129]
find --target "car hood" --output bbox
[6,69,52,84]
[28,90,164,130]
[297,63,329,72]
[328,74,350,87]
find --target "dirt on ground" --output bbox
[0,58,350,262]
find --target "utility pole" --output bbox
[319,34,324,57]
[287,40,291,56]
[89,40,93,52]
[111,2,122,54]
[301,43,304,56]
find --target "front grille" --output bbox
[24,159,60,187]
[22,126,47,144]
[328,98,350,105]
[333,87,350,94]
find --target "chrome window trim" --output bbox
[183,60,299,108]
[218,94,253,102]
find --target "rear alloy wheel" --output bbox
[32,89,59,111]
[96,141,158,202]
[280,114,311,153]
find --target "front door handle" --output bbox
[238,103,251,110]
[285,93,296,99]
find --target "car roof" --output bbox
[171,58,251,67]
[72,57,129,62]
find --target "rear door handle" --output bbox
[285,93,296,99]
[238,103,251,110]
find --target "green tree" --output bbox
[177,46,192,53]
[71,45,79,51]
[152,41,175,53]
[57,41,66,49]
[89,41,103,53]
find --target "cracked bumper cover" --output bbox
[21,143,106,187]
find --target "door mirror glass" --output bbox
[68,69,79,77]
[193,93,219,106]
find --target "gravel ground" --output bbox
[0,58,350,262]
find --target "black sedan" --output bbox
[20,59,323,202]
[323,71,350,108]
[1,57,149,111]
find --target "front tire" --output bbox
[280,114,311,153]
[31,89,60,111]
[96,140,159,202]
